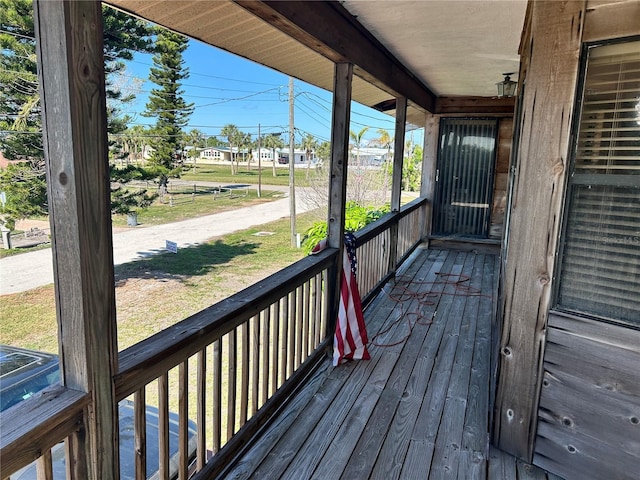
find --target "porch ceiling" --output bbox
[106,0,526,125]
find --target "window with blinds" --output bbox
[557,40,640,324]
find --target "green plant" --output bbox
[300,202,390,255]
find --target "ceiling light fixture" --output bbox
[496,73,517,98]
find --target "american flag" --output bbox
[312,233,370,366]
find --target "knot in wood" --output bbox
[538,273,550,285]
[552,161,564,176]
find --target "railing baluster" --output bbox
[197,349,206,470]
[261,307,270,406]
[134,388,147,480]
[280,295,289,383]
[303,280,311,360]
[36,449,53,480]
[227,329,237,440]
[178,361,188,480]
[288,290,296,376]
[296,285,304,367]
[271,301,279,396]
[158,373,169,480]
[314,272,322,348]
[212,339,221,454]
[240,320,249,426]
[251,314,260,416]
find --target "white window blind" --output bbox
[557,41,640,324]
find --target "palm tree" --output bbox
[350,126,369,166]
[220,124,240,175]
[187,128,206,172]
[376,128,393,163]
[301,133,317,179]
[263,133,285,177]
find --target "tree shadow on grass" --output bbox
[114,240,259,286]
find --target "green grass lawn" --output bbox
[0,211,318,352]
[111,187,282,228]
[181,163,314,187]
[0,210,320,450]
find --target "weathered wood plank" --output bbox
[33,1,118,477]
[583,0,640,42]
[369,251,456,479]
[536,365,640,475]
[220,360,334,479]
[405,253,477,477]
[234,1,436,113]
[196,349,206,470]
[488,446,517,480]
[178,361,189,480]
[341,253,450,478]
[240,321,249,426]
[435,96,515,115]
[0,386,89,477]
[158,373,170,479]
[430,255,486,480]
[494,0,586,461]
[134,388,147,480]
[459,255,495,480]
[227,330,237,440]
[212,339,222,453]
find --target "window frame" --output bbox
[552,35,640,329]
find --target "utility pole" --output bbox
[289,77,297,247]
[257,124,262,198]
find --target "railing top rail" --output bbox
[0,386,89,476]
[354,197,428,245]
[115,247,338,401]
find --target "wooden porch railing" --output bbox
[355,197,428,306]
[0,197,428,480]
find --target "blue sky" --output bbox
[117,38,422,147]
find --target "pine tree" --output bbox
[0,0,41,163]
[0,1,154,225]
[143,28,194,187]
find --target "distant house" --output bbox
[199,147,232,163]
[350,146,392,165]
[278,148,315,165]
[251,147,279,163]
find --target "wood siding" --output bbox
[534,312,640,480]
[494,0,586,461]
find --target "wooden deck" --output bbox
[220,248,561,480]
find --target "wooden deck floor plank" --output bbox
[307,354,401,479]
[370,252,478,480]
[221,360,334,479]
[338,252,452,479]
[258,349,389,479]
[488,445,517,479]
[429,254,486,480]
[457,254,495,479]
[399,252,477,476]
[318,251,455,479]
[407,251,475,436]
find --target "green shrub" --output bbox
[301,202,390,255]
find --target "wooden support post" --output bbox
[420,114,439,240]
[326,62,353,336]
[388,96,407,274]
[493,0,585,462]
[34,1,119,478]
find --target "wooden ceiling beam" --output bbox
[235,0,436,113]
[435,96,516,116]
